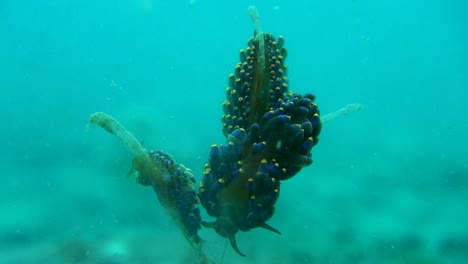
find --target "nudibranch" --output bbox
[88,112,214,264]
[198,10,322,256]
[133,150,202,241]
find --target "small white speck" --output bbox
[276,140,283,150]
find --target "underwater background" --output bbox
[1,0,467,263]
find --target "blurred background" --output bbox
[0,0,467,263]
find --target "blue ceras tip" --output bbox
[286,124,302,139]
[246,123,260,144]
[250,142,266,156]
[300,137,314,154]
[268,162,286,180]
[256,159,269,179]
[228,128,247,144]
[301,121,313,139]
[262,115,291,135]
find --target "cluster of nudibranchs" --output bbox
[198,32,321,255]
[89,24,326,261]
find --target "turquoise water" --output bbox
[1,0,467,263]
